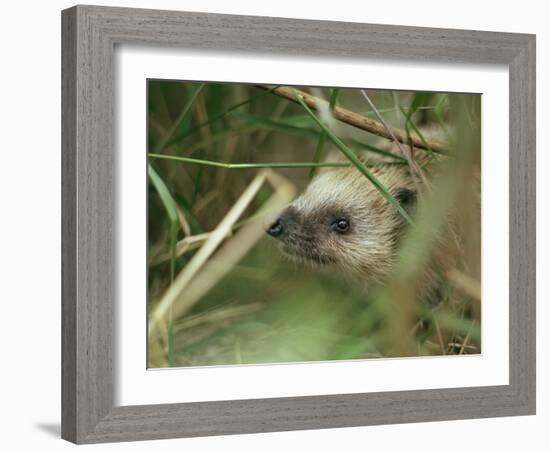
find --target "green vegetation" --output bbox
[147,80,481,368]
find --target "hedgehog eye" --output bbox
[331,218,350,233]
[395,188,416,208]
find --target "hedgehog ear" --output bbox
[395,187,417,215]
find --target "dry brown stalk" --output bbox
[148,169,296,336]
[262,86,449,154]
[447,268,481,302]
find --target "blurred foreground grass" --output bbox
[147,81,481,368]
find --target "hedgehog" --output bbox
[264,152,454,305]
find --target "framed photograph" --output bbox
[61,5,536,444]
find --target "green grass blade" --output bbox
[156,83,205,152]
[401,93,435,154]
[148,163,179,280]
[310,133,328,179]
[166,86,281,146]
[230,111,319,137]
[328,88,339,108]
[173,192,204,234]
[309,88,339,179]
[399,106,433,154]
[148,163,179,366]
[167,319,175,367]
[148,153,351,169]
[180,115,402,162]
[409,92,431,114]
[293,91,414,225]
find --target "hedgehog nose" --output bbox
[266,217,284,237]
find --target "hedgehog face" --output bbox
[265,166,416,282]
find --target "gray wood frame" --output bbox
[61,4,536,444]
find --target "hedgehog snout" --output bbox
[266,217,283,237]
[264,210,285,239]
[265,205,306,240]
[265,209,293,239]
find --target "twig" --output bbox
[260,86,449,154]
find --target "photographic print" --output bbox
[146,81,481,368]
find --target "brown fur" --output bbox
[265,149,457,305]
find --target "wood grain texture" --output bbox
[61,7,77,443]
[61,4,536,444]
